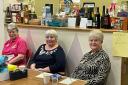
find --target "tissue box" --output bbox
[9,69,28,80]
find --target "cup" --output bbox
[43,74,50,85]
[51,74,58,85]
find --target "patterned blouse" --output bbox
[71,49,111,85]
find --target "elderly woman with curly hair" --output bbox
[71,29,111,85]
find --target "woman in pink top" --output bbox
[2,23,28,66]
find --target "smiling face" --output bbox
[89,36,102,52]
[45,34,57,47]
[7,28,19,40]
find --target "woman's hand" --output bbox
[38,67,50,72]
[30,63,36,70]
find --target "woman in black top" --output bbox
[30,29,66,73]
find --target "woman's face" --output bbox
[45,35,57,47]
[89,36,102,52]
[8,29,18,40]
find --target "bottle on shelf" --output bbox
[5,6,12,23]
[84,7,88,18]
[101,5,105,28]
[87,9,93,28]
[16,12,21,23]
[95,7,100,28]
[23,5,29,24]
[75,13,81,27]
[104,8,111,29]
[20,3,24,23]
[92,9,96,28]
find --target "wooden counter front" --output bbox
[1,70,86,85]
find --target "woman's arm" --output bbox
[87,57,111,85]
[49,46,66,73]
[8,54,25,64]
[30,45,42,64]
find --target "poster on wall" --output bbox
[112,32,128,57]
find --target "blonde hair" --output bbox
[45,29,58,40]
[89,29,104,43]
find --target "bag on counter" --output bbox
[9,69,28,80]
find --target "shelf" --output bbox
[16,23,122,33]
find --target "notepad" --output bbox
[36,72,52,78]
[59,77,77,85]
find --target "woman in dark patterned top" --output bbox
[71,30,111,85]
[30,29,66,73]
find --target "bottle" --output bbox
[23,5,29,24]
[87,9,93,28]
[5,6,12,23]
[75,13,81,27]
[20,3,24,23]
[16,12,21,23]
[95,7,100,28]
[92,10,96,28]
[101,5,105,28]
[104,8,111,29]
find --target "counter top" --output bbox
[16,23,123,33]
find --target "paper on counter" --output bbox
[36,72,52,78]
[59,77,77,85]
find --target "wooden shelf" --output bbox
[16,23,122,33]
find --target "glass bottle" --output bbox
[95,7,100,28]
[5,6,12,23]
[101,5,105,28]
[87,10,93,28]
[104,8,111,29]
[20,3,24,23]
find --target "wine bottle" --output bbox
[101,5,105,28]
[92,9,96,28]
[95,7,100,28]
[104,8,111,29]
[87,10,93,28]
[5,6,12,23]
[20,3,24,23]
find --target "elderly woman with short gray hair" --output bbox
[30,29,66,73]
[2,23,28,66]
[71,29,111,85]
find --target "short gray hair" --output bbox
[45,29,58,40]
[7,23,18,32]
[89,29,104,43]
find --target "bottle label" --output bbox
[87,20,92,26]
[21,11,24,17]
[104,17,109,25]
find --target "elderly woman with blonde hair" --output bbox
[71,29,111,85]
[30,29,66,73]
